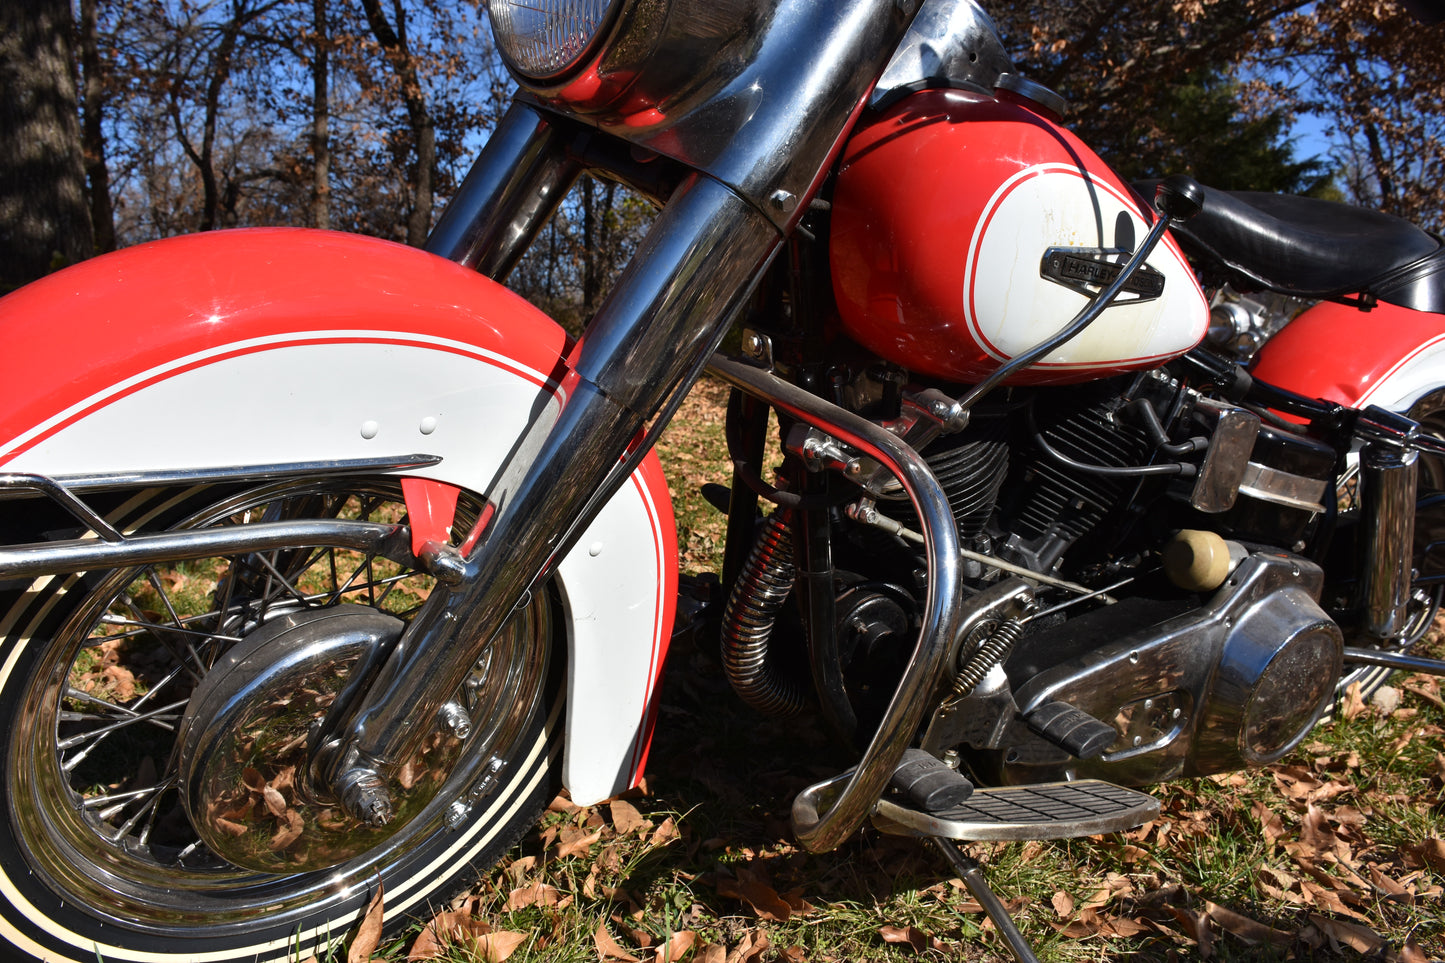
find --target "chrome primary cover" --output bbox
[1005,553,1343,785]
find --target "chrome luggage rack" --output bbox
[0,454,440,580]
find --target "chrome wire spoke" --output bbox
[119,584,207,686]
[64,686,144,718]
[323,549,378,605]
[92,775,176,824]
[63,663,189,772]
[103,775,176,843]
[57,698,188,751]
[136,776,182,850]
[97,613,243,645]
[330,568,416,606]
[246,550,315,610]
[144,566,210,668]
[82,782,163,811]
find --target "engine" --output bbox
[720,360,1348,788]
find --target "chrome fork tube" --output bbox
[336,175,782,799]
[1360,441,1418,641]
[425,100,581,278]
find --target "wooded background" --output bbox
[1,0,1442,310]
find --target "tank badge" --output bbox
[1041,248,1166,304]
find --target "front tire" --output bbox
[0,479,560,962]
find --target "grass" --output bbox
[340,377,1445,962]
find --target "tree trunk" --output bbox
[581,177,617,320]
[78,0,115,253]
[0,0,94,291]
[359,0,435,246]
[168,0,246,232]
[311,0,331,230]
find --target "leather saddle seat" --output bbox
[1136,179,1445,313]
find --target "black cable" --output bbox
[1027,405,1196,478]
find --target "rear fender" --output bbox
[1252,299,1445,411]
[0,228,677,805]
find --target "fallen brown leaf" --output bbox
[654,930,696,963]
[595,923,640,962]
[1102,915,1150,937]
[547,793,581,815]
[1203,901,1292,946]
[649,816,680,846]
[1051,890,1075,918]
[1308,914,1387,954]
[696,945,726,963]
[715,869,797,922]
[1403,682,1445,712]
[725,929,769,963]
[1341,680,1367,720]
[1369,865,1413,904]
[555,827,603,859]
[1421,838,1445,873]
[610,799,647,835]
[102,664,137,701]
[507,855,537,886]
[475,932,528,963]
[879,924,928,953]
[270,810,304,852]
[347,884,384,963]
[1162,904,1214,958]
[1300,879,1371,921]
[505,882,562,911]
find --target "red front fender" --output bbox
[0,227,677,804]
[0,228,573,459]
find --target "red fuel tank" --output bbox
[830,89,1208,385]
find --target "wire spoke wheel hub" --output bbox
[176,605,423,873]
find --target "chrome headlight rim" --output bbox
[487,0,626,85]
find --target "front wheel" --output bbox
[0,478,560,962]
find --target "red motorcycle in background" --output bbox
[0,0,1442,959]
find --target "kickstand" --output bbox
[929,836,1041,963]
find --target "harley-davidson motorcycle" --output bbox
[0,0,1443,959]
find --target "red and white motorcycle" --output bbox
[0,0,1442,959]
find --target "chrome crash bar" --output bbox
[709,355,967,853]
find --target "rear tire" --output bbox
[0,479,560,962]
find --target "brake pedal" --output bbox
[872,779,1159,841]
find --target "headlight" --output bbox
[488,0,621,83]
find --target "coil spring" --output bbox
[951,616,1026,698]
[720,511,807,716]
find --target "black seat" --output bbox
[1135,180,1445,313]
